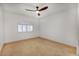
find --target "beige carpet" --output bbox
[1,37,76,56]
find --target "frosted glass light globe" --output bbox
[36,11,39,14]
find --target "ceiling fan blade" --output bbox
[39,6,48,11]
[25,9,36,12]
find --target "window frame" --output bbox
[17,24,33,33]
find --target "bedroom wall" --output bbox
[0,4,4,50]
[77,3,79,56]
[4,10,39,43]
[39,4,78,47]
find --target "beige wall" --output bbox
[40,4,78,47]
[77,3,79,56]
[4,10,39,43]
[0,4,4,50]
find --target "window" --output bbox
[18,24,33,32]
[23,24,27,32]
[27,25,33,32]
[18,24,23,32]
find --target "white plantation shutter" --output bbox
[18,24,33,32]
[23,24,27,32]
[18,24,23,32]
[27,25,33,32]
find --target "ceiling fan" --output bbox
[25,6,48,16]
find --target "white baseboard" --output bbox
[40,35,76,48]
[4,36,39,44]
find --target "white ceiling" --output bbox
[2,3,77,18]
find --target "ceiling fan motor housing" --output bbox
[36,6,39,10]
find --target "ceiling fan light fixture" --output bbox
[36,11,39,14]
